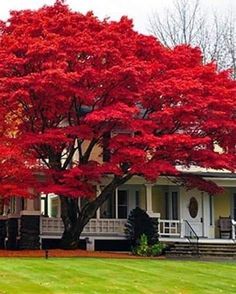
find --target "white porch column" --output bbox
[48,195,52,217]
[202,192,210,238]
[96,185,101,219]
[115,188,118,219]
[145,184,161,220]
[232,220,236,240]
[180,219,185,238]
[145,184,153,215]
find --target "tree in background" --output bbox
[0,1,235,249]
[149,0,236,78]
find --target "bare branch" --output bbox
[148,0,236,78]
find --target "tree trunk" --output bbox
[59,175,132,250]
[60,196,82,249]
[60,195,106,249]
[60,225,82,250]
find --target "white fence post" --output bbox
[232,220,236,240]
[180,219,185,238]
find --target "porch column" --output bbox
[145,184,153,216]
[115,188,118,219]
[19,197,41,249]
[96,185,101,219]
[47,195,52,217]
[232,220,236,240]
[180,219,185,238]
[202,192,210,238]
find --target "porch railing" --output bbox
[158,219,181,237]
[41,217,185,238]
[40,217,126,236]
[40,217,64,235]
[83,219,127,235]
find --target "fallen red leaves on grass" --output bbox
[0,249,165,259]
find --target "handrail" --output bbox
[184,220,199,256]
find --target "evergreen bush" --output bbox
[124,207,158,247]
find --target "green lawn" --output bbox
[0,258,235,294]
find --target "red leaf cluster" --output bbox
[0,2,235,198]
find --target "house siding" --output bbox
[152,186,166,218]
[139,185,146,210]
[214,189,231,238]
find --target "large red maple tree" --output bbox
[0,1,235,248]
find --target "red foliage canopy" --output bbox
[0,1,235,198]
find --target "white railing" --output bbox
[158,219,182,237]
[40,217,126,236]
[83,219,127,235]
[40,217,64,235]
[232,220,236,240]
[41,217,183,238]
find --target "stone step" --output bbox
[173,245,236,249]
[166,254,236,260]
[167,252,236,258]
[165,241,236,258]
[169,249,236,255]
[173,246,236,252]
[173,242,235,246]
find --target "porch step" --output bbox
[165,242,236,259]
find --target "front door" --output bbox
[182,190,203,237]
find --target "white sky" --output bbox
[0,0,235,34]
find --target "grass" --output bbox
[0,258,235,293]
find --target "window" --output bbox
[165,191,179,220]
[172,192,178,220]
[21,198,25,211]
[233,194,236,220]
[118,190,128,218]
[10,197,16,214]
[209,195,213,225]
[51,197,59,217]
[100,193,115,219]
[165,192,169,219]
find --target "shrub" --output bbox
[124,207,158,247]
[149,243,166,256]
[133,234,149,256]
[133,234,166,257]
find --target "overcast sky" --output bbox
[0,0,235,34]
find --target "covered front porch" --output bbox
[39,176,236,249]
[1,175,236,250]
